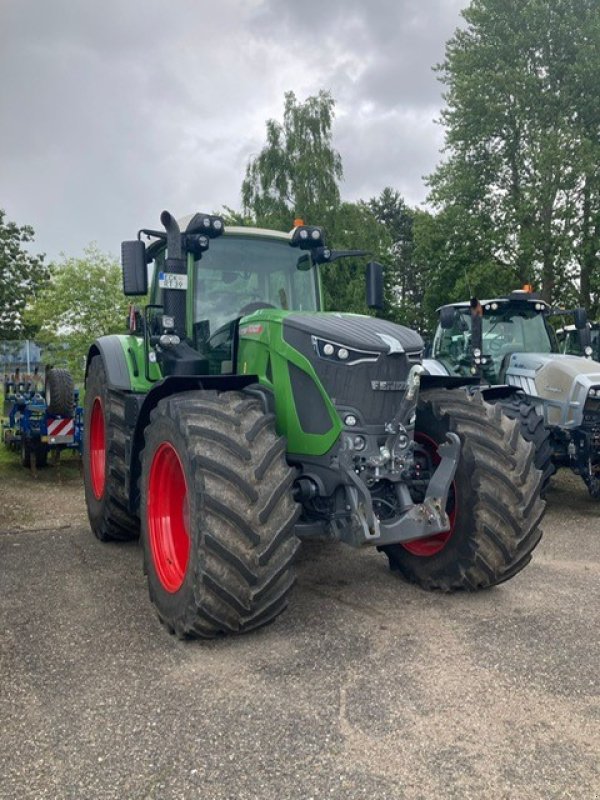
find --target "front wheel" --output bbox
[140,390,300,638]
[381,388,545,591]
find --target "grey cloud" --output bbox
[0,0,463,260]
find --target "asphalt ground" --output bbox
[0,460,599,800]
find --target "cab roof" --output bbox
[437,290,550,314]
[142,213,291,255]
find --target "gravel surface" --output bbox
[0,460,598,800]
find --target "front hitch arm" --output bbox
[337,432,461,548]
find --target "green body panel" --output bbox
[117,335,162,391]
[237,309,343,456]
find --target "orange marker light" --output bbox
[522,284,534,293]
[293,218,304,227]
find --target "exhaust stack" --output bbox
[160,210,186,337]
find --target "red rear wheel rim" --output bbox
[90,397,106,500]
[147,443,190,593]
[401,432,457,557]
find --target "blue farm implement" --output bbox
[2,368,83,470]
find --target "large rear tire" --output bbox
[495,394,554,495]
[140,390,300,638]
[382,388,545,591]
[83,355,139,541]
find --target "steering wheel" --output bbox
[239,301,276,315]
[487,339,504,353]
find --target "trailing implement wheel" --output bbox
[83,355,139,541]
[20,438,32,469]
[140,390,300,638]
[495,394,554,495]
[381,388,545,591]
[45,368,74,417]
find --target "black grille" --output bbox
[310,353,413,425]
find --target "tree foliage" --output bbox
[0,209,48,339]
[368,188,432,332]
[25,244,132,379]
[241,91,388,313]
[323,201,392,315]
[242,90,343,232]
[429,0,600,314]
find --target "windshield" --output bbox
[433,305,559,380]
[193,235,319,334]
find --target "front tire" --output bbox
[83,355,139,541]
[382,388,545,591]
[141,390,300,638]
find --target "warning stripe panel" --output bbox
[47,418,75,437]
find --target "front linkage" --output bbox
[328,366,460,547]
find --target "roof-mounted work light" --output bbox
[185,213,225,238]
[290,224,325,249]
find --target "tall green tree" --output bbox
[242,90,343,232]
[368,188,432,331]
[322,201,392,315]
[429,0,600,311]
[25,244,134,379]
[242,90,386,313]
[0,209,48,339]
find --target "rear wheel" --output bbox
[20,438,31,468]
[382,388,545,591]
[83,355,139,541]
[140,390,300,638]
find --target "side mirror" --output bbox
[121,240,148,296]
[439,306,455,330]
[471,313,483,353]
[573,308,592,354]
[573,308,588,329]
[366,261,384,310]
[296,254,312,271]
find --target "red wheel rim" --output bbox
[147,443,190,593]
[89,397,106,500]
[402,432,457,557]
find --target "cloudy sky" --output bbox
[1,0,465,262]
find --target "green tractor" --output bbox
[558,321,600,361]
[83,212,544,638]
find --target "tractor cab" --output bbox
[431,290,594,384]
[558,322,600,360]
[150,225,321,376]
[432,292,561,383]
[123,212,382,381]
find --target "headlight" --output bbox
[312,336,379,365]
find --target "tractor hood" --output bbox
[283,312,423,355]
[504,352,600,427]
[279,313,424,429]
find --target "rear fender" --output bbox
[86,336,132,390]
